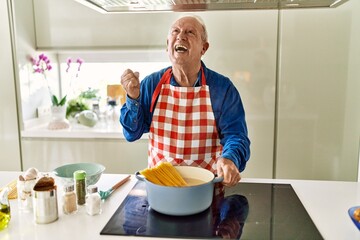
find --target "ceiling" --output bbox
[75,0,349,13]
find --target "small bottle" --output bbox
[74,170,86,205]
[106,100,117,126]
[62,184,78,215]
[0,188,11,230]
[85,185,102,216]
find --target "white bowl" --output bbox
[53,162,105,187]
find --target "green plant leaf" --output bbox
[79,88,99,99]
[66,97,90,118]
[51,94,67,106]
[51,95,59,106]
[59,95,67,106]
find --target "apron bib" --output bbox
[148,67,222,175]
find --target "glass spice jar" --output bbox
[62,184,78,215]
[74,170,86,205]
[85,185,102,216]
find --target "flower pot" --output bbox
[48,106,70,130]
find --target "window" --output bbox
[58,50,169,107]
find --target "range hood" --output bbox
[75,0,349,13]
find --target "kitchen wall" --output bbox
[10,0,360,180]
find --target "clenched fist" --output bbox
[121,69,140,100]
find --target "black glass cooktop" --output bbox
[100,181,323,239]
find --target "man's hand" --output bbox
[217,157,241,187]
[121,69,140,100]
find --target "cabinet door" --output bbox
[21,139,148,174]
[276,2,360,181]
[0,0,22,171]
[203,10,278,179]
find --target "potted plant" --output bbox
[31,53,84,130]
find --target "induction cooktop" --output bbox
[100,181,323,239]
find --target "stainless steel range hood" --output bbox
[75,0,349,13]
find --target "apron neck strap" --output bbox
[150,68,172,113]
[150,67,206,113]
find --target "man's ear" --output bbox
[166,39,169,52]
[201,42,209,55]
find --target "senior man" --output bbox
[120,15,250,187]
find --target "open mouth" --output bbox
[175,44,188,52]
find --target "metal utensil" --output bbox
[99,175,131,200]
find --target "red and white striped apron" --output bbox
[148,67,223,176]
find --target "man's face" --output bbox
[167,17,209,66]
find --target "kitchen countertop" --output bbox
[1,172,360,240]
[21,122,126,139]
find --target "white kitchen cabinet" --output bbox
[0,0,22,171]
[203,11,278,179]
[21,138,148,174]
[33,0,168,48]
[276,1,360,180]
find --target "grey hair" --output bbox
[171,15,208,42]
[191,15,208,42]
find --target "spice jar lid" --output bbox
[73,170,86,180]
[64,184,74,192]
[87,185,98,194]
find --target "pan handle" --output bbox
[135,171,145,181]
[212,176,224,183]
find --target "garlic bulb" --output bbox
[24,167,39,180]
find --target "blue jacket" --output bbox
[120,62,250,171]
